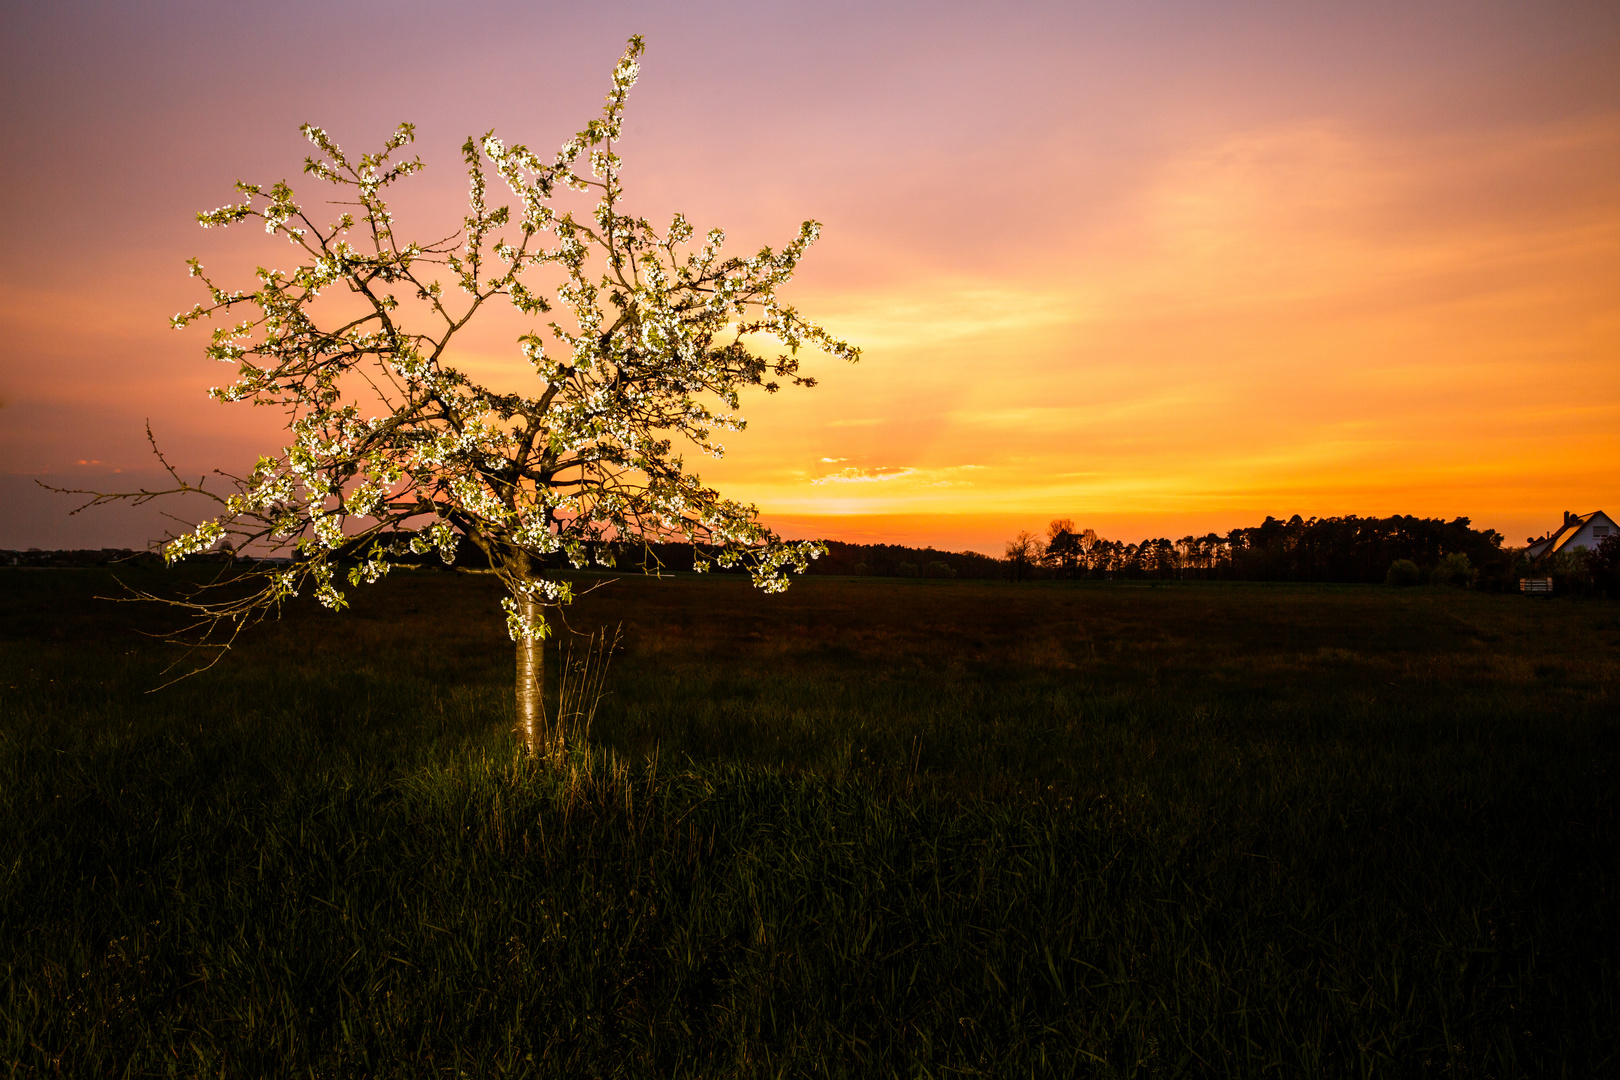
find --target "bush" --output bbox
[1541,550,1592,596]
[1385,559,1421,587]
[1433,552,1475,587]
[1585,534,1620,598]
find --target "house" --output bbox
[1525,510,1616,560]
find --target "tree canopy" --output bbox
[112,36,856,648]
[68,37,858,749]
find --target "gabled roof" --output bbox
[1526,510,1614,557]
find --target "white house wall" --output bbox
[1556,512,1616,555]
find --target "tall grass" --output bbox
[541,624,621,767]
[1,568,1616,1076]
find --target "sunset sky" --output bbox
[3,1,1617,554]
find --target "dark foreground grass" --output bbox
[1,568,1617,1076]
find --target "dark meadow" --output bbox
[2,566,1616,1076]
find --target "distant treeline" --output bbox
[805,542,1003,579]
[3,548,162,568]
[1023,514,1513,586]
[558,541,1003,580]
[0,517,1519,585]
[15,513,1613,595]
[616,513,1524,588]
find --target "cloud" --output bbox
[809,463,985,487]
[807,288,1087,351]
[812,466,918,485]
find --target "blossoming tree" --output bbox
[104,37,857,754]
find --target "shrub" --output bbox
[1540,550,1592,595]
[1585,534,1620,598]
[1385,559,1421,587]
[1433,552,1475,587]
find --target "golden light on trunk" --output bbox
[515,593,544,758]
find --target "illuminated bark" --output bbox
[515,592,544,757]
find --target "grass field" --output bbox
[2,567,1617,1076]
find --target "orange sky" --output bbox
[3,1,1617,554]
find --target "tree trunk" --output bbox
[515,593,544,757]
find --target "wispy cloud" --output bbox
[810,463,985,487]
[806,289,1089,351]
[812,466,917,485]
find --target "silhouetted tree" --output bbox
[1043,518,1081,578]
[1005,531,1043,582]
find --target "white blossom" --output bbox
[158,35,858,644]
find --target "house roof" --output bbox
[1526,510,1614,556]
